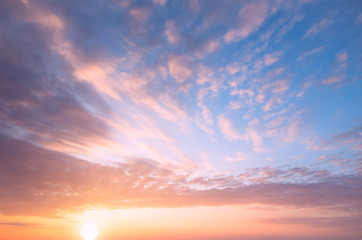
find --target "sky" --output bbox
[0,0,361,239]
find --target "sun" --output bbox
[81,222,98,240]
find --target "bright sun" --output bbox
[81,222,98,240]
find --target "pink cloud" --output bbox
[225,152,248,162]
[321,75,343,84]
[218,114,243,141]
[272,79,289,94]
[1,135,361,226]
[231,89,255,98]
[227,101,243,110]
[256,93,266,103]
[318,152,362,173]
[165,20,179,44]
[245,124,264,153]
[264,109,306,144]
[336,51,348,62]
[357,13,362,22]
[226,64,240,75]
[168,55,193,84]
[188,0,200,13]
[264,54,279,66]
[267,116,285,129]
[303,19,332,38]
[129,7,150,22]
[297,46,324,61]
[224,2,268,43]
[309,124,362,151]
[153,0,167,5]
[204,39,220,53]
[263,97,282,112]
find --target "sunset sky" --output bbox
[0,0,362,239]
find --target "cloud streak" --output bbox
[1,135,361,218]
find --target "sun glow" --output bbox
[81,222,98,240]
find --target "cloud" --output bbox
[357,13,362,22]
[263,97,282,112]
[310,124,362,151]
[244,119,265,153]
[336,51,348,62]
[272,79,289,93]
[321,75,344,84]
[230,89,255,98]
[297,46,324,61]
[0,3,361,237]
[224,1,268,43]
[1,134,361,228]
[0,222,44,227]
[168,55,193,84]
[129,7,150,22]
[226,64,240,75]
[264,109,307,144]
[264,54,279,66]
[273,14,305,42]
[267,116,285,129]
[225,152,248,162]
[0,42,111,151]
[218,115,243,141]
[165,20,180,44]
[0,0,192,167]
[227,101,243,110]
[318,153,362,174]
[262,215,362,232]
[153,0,167,6]
[303,19,332,38]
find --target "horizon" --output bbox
[0,0,361,239]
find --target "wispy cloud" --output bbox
[0,222,44,227]
[225,152,248,162]
[357,13,362,22]
[218,114,243,141]
[303,19,332,38]
[297,46,324,61]
[309,124,362,151]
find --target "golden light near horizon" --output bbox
[81,222,98,240]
